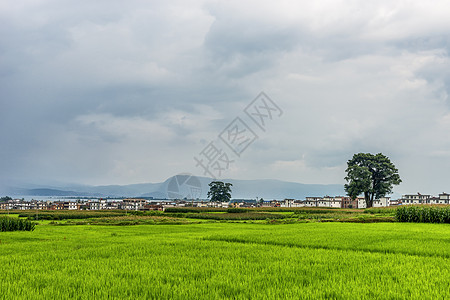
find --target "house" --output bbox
[143,204,163,211]
[438,193,450,204]
[304,197,321,207]
[121,198,147,210]
[313,196,337,208]
[0,201,10,210]
[67,202,79,210]
[88,200,100,210]
[373,197,390,207]
[401,193,431,204]
[389,199,402,206]
[281,199,295,207]
[357,197,366,209]
[317,196,332,207]
[328,197,342,208]
[338,196,357,209]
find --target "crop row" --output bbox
[396,205,450,223]
[18,210,127,220]
[164,207,361,214]
[187,212,288,220]
[0,217,35,231]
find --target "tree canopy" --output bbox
[207,181,232,203]
[0,196,12,202]
[344,153,401,208]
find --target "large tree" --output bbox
[207,181,232,203]
[344,153,401,208]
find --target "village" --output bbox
[1,192,449,211]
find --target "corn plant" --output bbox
[0,217,35,231]
[396,205,450,223]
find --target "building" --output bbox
[339,196,357,209]
[439,193,450,204]
[121,198,147,211]
[373,197,390,207]
[304,197,321,207]
[401,193,431,204]
[357,197,366,209]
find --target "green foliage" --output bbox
[0,217,35,231]
[345,153,401,207]
[396,205,450,223]
[0,196,12,202]
[164,207,228,213]
[126,210,164,216]
[364,206,397,215]
[188,212,287,220]
[207,181,232,202]
[143,210,164,216]
[61,215,190,226]
[226,208,248,213]
[19,210,127,220]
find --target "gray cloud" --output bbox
[1,0,450,196]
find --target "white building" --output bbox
[401,193,431,205]
[357,197,366,209]
[304,197,321,207]
[373,197,390,207]
[438,193,450,204]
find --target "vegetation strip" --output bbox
[204,236,450,259]
[0,217,35,232]
[396,205,450,223]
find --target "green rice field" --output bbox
[1,222,449,299]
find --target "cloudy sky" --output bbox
[1,0,450,195]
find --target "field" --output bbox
[1,221,449,299]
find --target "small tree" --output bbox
[345,153,401,208]
[207,181,232,204]
[259,198,264,206]
[0,196,12,202]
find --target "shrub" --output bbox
[227,208,248,213]
[19,210,126,220]
[0,217,35,231]
[164,207,228,213]
[144,210,164,216]
[187,213,288,220]
[364,207,397,215]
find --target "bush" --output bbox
[227,208,248,213]
[19,210,126,220]
[143,210,164,216]
[0,217,35,231]
[364,207,397,215]
[187,213,288,220]
[164,207,228,213]
[396,205,450,223]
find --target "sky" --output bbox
[1,0,450,195]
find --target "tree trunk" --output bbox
[364,192,373,208]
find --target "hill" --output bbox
[3,175,345,200]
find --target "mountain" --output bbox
[12,188,99,197]
[2,175,346,200]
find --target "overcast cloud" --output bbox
[1,0,450,195]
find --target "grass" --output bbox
[0,222,449,299]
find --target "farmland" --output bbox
[1,221,449,299]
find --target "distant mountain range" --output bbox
[3,175,346,200]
